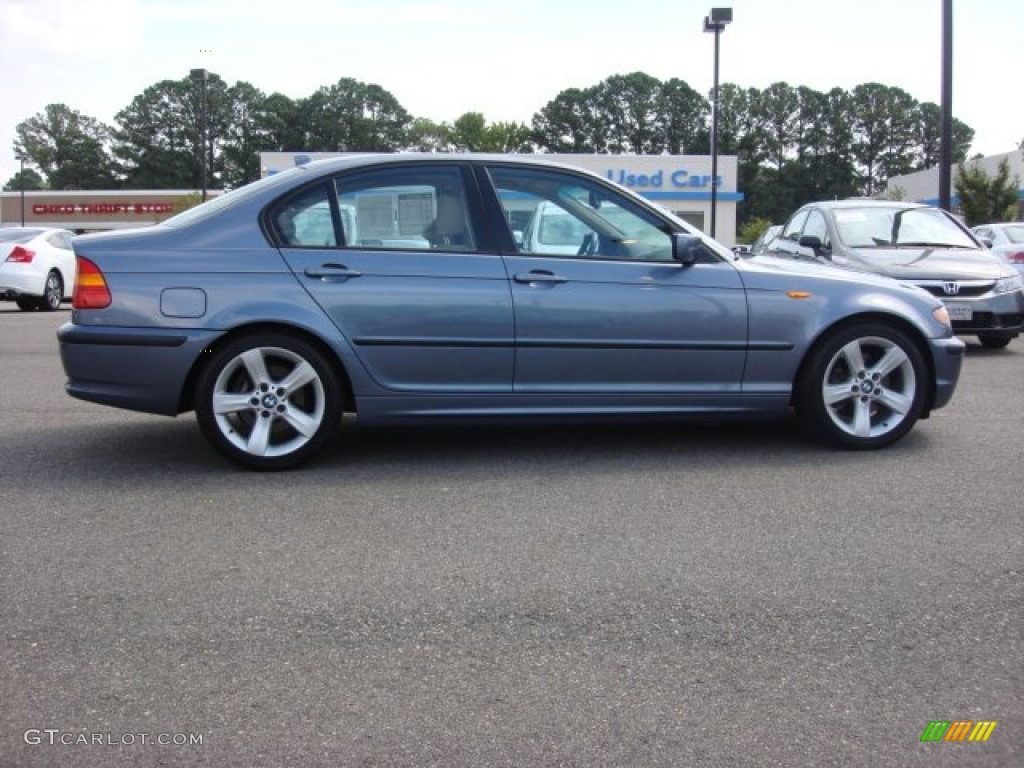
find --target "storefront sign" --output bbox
[605,169,723,190]
[31,203,174,215]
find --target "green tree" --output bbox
[531,86,604,153]
[219,81,290,187]
[13,104,119,189]
[404,117,454,152]
[658,78,709,154]
[954,158,1019,226]
[3,167,46,191]
[303,78,411,152]
[753,82,799,171]
[259,92,307,151]
[849,83,919,195]
[113,75,230,189]
[448,113,532,152]
[915,102,974,170]
[738,216,774,244]
[598,72,663,153]
[532,73,707,154]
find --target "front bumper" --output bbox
[58,323,222,416]
[927,335,966,411]
[938,290,1024,335]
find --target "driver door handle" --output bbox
[304,263,363,280]
[514,270,567,285]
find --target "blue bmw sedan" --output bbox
[58,155,964,469]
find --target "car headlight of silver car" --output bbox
[994,275,1024,294]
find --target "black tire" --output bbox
[977,334,1012,350]
[38,270,63,311]
[16,297,38,312]
[194,332,344,470]
[795,323,927,449]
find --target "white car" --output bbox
[972,223,1024,275]
[0,227,76,311]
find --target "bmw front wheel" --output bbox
[796,324,927,449]
[195,332,343,469]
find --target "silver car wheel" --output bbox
[40,271,63,311]
[210,345,327,459]
[820,335,917,439]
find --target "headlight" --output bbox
[994,275,1024,294]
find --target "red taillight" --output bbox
[1006,251,1024,264]
[72,256,112,309]
[5,245,35,263]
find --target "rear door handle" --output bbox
[304,263,363,281]
[513,270,567,285]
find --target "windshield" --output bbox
[834,206,977,249]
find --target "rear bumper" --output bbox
[58,323,221,415]
[0,272,44,298]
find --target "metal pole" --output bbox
[938,0,953,211]
[710,25,720,238]
[19,156,26,227]
[200,78,208,202]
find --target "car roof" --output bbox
[804,199,927,211]
[293,153,600,176]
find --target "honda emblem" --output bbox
[943,282,960,296]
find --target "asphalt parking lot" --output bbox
[1,307,1021,767]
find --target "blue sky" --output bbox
[1,0,1021,184]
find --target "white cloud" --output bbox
[0,0,144,59]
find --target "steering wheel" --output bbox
[577,232,597,257]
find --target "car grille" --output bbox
[917,281,993,298]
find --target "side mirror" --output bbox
[672,233,705,265]
[799,234,822,251]
[798,234,831,259]
[978,236,993,248]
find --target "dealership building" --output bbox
[886,149,1024,217]
[1,153,742,244]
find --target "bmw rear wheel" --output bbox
[796,324,927,449]
[195,333,343,469]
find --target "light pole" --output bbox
[189,68,209,202]
[17,154,26,226]
[938,0,953,211]
[704,7,732,239]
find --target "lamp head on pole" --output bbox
[704,7,732,32]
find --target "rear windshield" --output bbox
[0,228,44,243]
[1003,225,1024,244]
[161,167,309,229]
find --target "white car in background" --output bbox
[972,222,1024,275]
[0,227,76,311]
